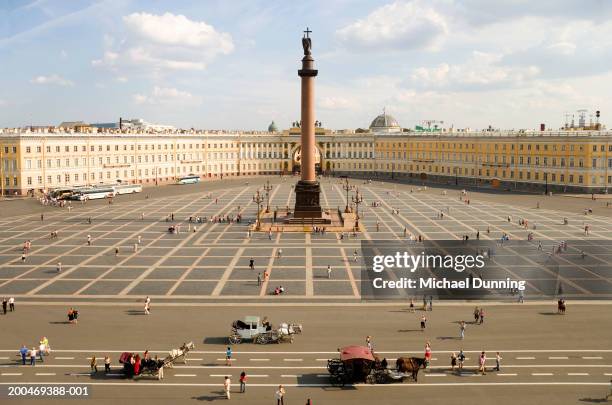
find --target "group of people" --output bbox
[90,355,112,373]
[38,194,71,207]
[222,376,296,404]
[473,307,486,324]
[2,297,16,313]
[18,337,50,366]
[67,308,79,324]
[422,342,503,375]
[449,350,502,374]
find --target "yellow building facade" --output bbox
[1,125,611,195]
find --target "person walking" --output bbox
[424,342,432,368]
[457,350,465,373]
[353,250,358,262]
[495,352,502,371]
[41,337,50,355]
[19,345,28,365]
[428,295,433,311]
[144,296,151,315]
[459,321,465,340]
[223,376,231,399]
[327,265,332,279]
[40,213,44,222]
[239,371,247,393]
[451,352,457,371]
[56,262,62,273]
[275,385,286,405]
[409,298,415,312]
[2,297,7,314]
[21,253,26,263]
[38,341,45,363]
[30,347,37,366]
[87,235,91,246]
[420,315,427,331]
[249,258,255,271]
[225,346,232,366]
[479,308,485,324]
[115,247,119,257]
[104,356,111,373]
[90,356,98,373]
[366,336,373,352]
[8,297,15,311]
[479,351,487,375]
[473,306,479,323]
[257,273,262,287]
[277,248,282,259]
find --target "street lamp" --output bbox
[263,180,272,213]
[544,172,548,195]
[352,187,363,228]
[342,177,352,213]
[253,190,264,231]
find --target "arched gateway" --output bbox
[292,145,322,174]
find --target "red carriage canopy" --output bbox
[339,346,375,362]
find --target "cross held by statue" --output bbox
[304,27,312,37]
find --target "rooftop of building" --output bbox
[1,126,611,139]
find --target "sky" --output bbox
[1,0,612,131]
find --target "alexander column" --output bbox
[293,27,322,219]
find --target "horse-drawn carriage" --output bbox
[228,316,302,345]
[327,346,426,386]
[119,342,194,380]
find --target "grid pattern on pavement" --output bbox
[0,179,611,299]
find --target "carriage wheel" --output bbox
[255,334,268,345]
[366,374,376,385]
[330,374,346,387]
[229,335,241,345]
[376,372,387,384]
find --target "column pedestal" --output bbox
[294,180,322,218]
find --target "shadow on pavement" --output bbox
[578,398,608,403]
[125,310,146,316]
[191,391,226,401]
[203,337,228,345]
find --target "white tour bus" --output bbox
[177,175,200,185]
[70,187,116,201]
[113,184,143,195]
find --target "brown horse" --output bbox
[395,357,427,382]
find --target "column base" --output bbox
[293,180,322,218]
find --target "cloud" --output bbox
[30,74,73,86]
[409,51,540,90]
[336,1,448,51]
[123,12,234,52]
[93,12,234,74]
[319,96,357,110]
[132,86,201,105]
[500,20,612,79]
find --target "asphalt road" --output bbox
[1,303,610,404]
